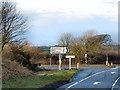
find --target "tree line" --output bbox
[0,1,118,71]
[57,31,115,64]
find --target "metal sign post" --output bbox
[50,57,51,66]
[50,47,70,70]
[69,58,71,70]
[66,55,75,70]
[59,54,62,70]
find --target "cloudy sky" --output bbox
[10,0,118,46]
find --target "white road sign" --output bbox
[66,55,75,58]
[50,47,70,54]
[66,55,75,70]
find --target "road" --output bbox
[58,66,120,90]
[44,65,109,70]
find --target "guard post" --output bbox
[77,63,79,69]
[85,54,87,64]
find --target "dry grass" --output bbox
[2,60,33,81]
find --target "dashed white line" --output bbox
[111,72,116,74]
[93,82,101,85]
[65,70,106,90]
[65,66,119,90]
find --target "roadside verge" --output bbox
[3,69,82,89]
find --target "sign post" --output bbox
[50,47,70,70]
[50,57,51,66]
[66,55,75,70]
[59,54,62,70]
[69,58,71,70]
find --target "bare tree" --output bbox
[0,1,27,50]
[58,33,74,47]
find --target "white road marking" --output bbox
[111,77,120,90]
[65,70,106,90]
[111,72,116,74]
[111,66,120,70]
[93,82,101,85]
[65,66,119,90]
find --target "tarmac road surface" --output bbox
[58,66,120,90]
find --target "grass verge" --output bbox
[3,69,82,88]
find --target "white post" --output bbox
[85,54,87,64]
[50,57,51,66]
[59,54,61,70]
[106,60,108,65]
[77,63,79,69]
[106,53,108,65]
[69,58,71,70]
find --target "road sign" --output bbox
[66,55,75,58]
[50,47,70,54]
[66,55,75,70]
[42,47,50,52]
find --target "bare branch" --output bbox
[0,1,28,50]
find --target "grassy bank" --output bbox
[3,69,81,88]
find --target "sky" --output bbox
[8,0,118,46]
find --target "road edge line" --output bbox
[65,66,119,90]
[111,77,120,90]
